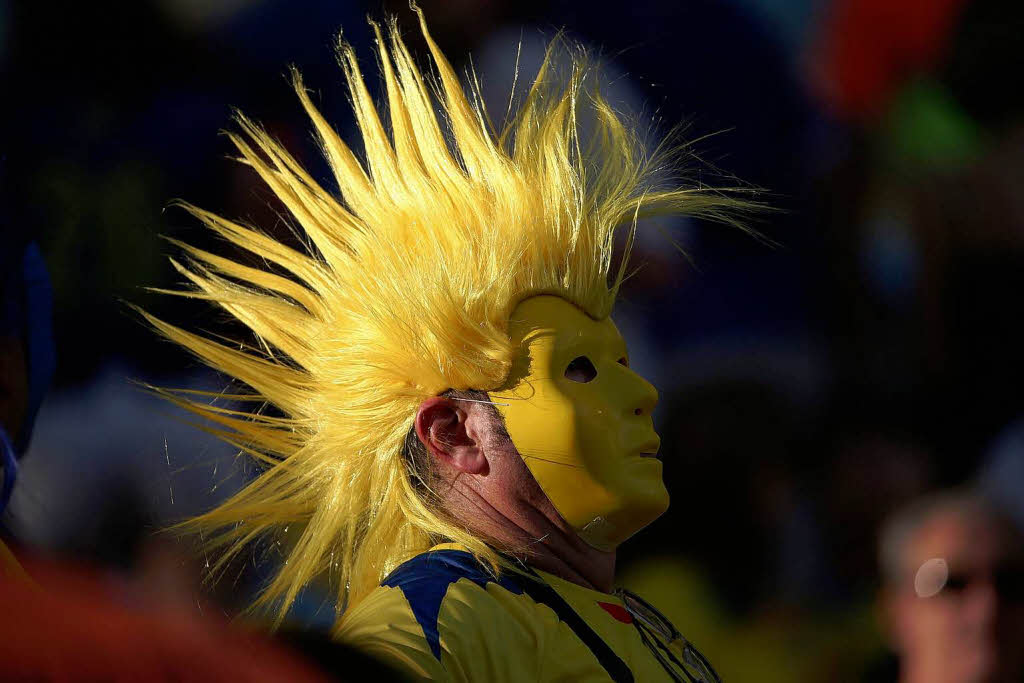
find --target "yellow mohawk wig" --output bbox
[144,11,752,623]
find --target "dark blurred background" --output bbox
[3,0,1024,680]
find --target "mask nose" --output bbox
[628,373,658,418]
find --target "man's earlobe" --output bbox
[415,397,488,475]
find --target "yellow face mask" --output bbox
[489,295,668,551]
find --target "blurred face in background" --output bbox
[885,509,1024,683]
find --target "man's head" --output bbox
[490,295,665,550]
[412,295,667,553]
[879,492,1024,683]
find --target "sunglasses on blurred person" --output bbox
[920,565,1024,602]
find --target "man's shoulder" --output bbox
[337,548,549,679]
[371,549,527,658]
[382,547,524,602]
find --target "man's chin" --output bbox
[581,492,670,550]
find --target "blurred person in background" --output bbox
[877,491,1024,683]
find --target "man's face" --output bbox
[489,295,668,550]
[888,511,1024,683]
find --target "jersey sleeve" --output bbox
[335,583,449,681]
[335,551,557,682]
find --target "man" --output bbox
[337,298,689,680]
[878,491,1024,683]
[146,10,752,681]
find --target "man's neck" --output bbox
[516,539,617,594]
[444,480,617,593]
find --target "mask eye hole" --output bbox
[564,356,598,383]
[617,357,629,367]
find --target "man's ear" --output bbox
[415,397,489,476]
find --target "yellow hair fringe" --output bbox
[141,10,758,626]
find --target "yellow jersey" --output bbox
[337,546,712,681]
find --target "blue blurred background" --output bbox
[3,0,1024,679]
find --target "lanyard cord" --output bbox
[681,639,721,682]
[508,558,634,683]
[505,556,712,683]
[616,587,722,683]
[630,615,694,683]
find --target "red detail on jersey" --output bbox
[597,601,633,624]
